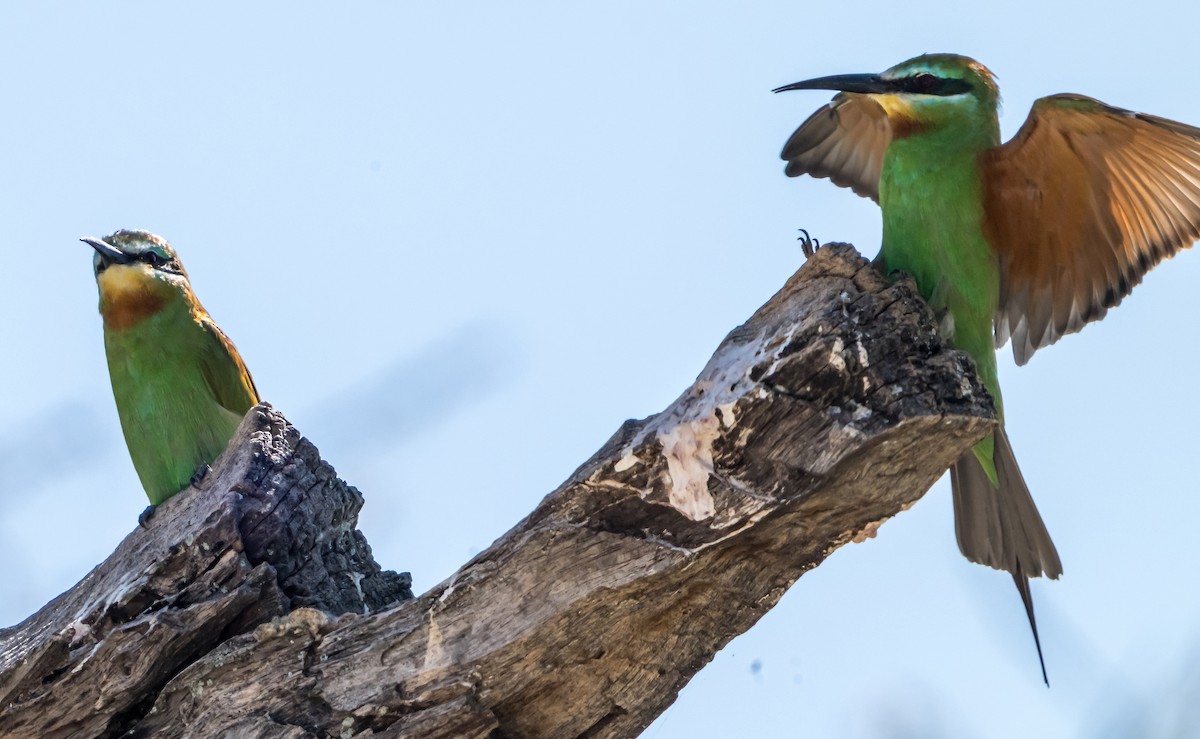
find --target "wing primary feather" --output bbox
[985,95,1200,361]
[780,94,888,202]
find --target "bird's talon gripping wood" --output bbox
[190,464,213,489]
[797,228,821,258]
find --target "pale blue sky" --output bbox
[2,3,1199,737]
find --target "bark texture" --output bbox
[0,408,412,738]
[0,244,996,738]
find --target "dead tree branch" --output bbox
[0,244,995,738]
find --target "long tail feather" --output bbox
[950,427,1062,578]
[1012,569,1048,686]
[951,427,1061,681]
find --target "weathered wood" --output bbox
[0,244,995,738]
[0,407,412,738]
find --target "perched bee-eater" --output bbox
[775,54,1200,681]
[85,230,259,510]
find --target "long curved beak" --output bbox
[772,73,895,95]
[81,236,131,264]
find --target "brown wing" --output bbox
[781,92,891,202]
[198,315,260,414]
[983,94,1200,365]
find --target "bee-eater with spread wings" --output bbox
[84,230,259,512]
[775,53,1199,681]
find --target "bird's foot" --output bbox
[138,504,158,529]
[190,464,212,488]
[797,228,821,259]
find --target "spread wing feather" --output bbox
[982,94,1200,364]
[780,93,891,202]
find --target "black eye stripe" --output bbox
[898,74,972,96]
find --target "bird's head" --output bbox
[83,230,194,329]
[774,53,999,138]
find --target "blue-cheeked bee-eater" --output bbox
[85,230,259,511]
[775,53,1200,681]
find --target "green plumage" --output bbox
[88,230,259,506]
[103,296,255,504]
[775,54,1066,682]
[780,49,1200,684]
[877,100,1002,480]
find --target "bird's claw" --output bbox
[190,464,212,488]
[138,504,158,529]
[797,228,821,259]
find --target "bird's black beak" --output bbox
[81,236,130,265]
[772,73,895,95]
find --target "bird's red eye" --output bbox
[915,73,937,92]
